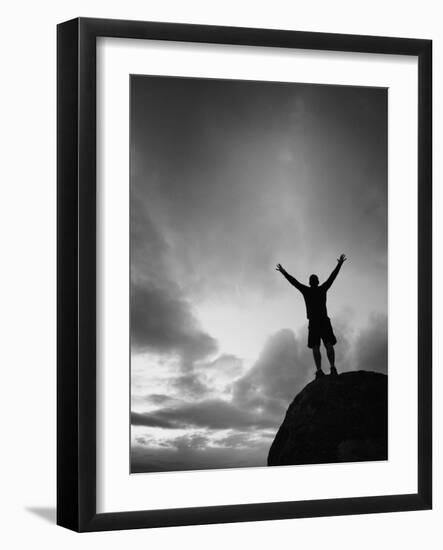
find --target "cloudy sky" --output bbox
[130,75,388,473]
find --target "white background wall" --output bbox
[0,1,440,547]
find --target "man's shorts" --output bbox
[308,317,337,348]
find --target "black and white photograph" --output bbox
[130,75,388,473]
[0,0,437,543]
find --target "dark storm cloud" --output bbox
[170,372,211,398]
[143,394,178,405]
[131,411,177,429]
[131,282,217,364]
[130,161,219,369]
[132,398,276,431]
[232,328,315,420]
[133,329,324,435]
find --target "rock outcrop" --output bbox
[268,370,387,466]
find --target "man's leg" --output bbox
[312,345,325,378]
[325,343,338,375]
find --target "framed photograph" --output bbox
[57,17,432,532]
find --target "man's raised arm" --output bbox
[276,263,307,292]
[322,254,347,290]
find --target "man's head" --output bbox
[309,274,319,287]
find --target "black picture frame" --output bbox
[57,17,432,532]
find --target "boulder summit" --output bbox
[268,371,387,466]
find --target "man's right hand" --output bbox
[276,263,286,274]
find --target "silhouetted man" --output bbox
[276,254,347,378]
